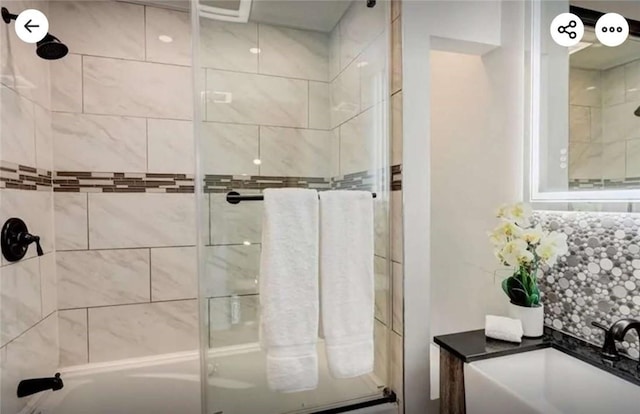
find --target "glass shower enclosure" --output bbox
[192,0,393,412]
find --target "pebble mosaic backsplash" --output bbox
[535,211,640,359]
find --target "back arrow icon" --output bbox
[24,19,39,33]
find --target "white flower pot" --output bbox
[508,303,544,338]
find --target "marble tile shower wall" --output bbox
[569,62,640,187]
[48,1,200,366]
[0,0,58,412]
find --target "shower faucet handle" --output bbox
[1,218,44,262]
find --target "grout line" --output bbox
[86,193,90,250]
[60,298,197,312]
[143,6,147,62]
[56,245,198,253]
[145,118,149,172]
[86,307,90,363]
[81,55,85,114]
[1,310,57,349]
[148,248,152,302]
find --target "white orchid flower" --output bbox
[500,239,534,267]
[522,225,545,245]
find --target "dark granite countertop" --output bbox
[433,329,550,362]
[434,327,640,387]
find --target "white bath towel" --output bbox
[319,190,374,378]
[485,315,524,343]
[260,188,320,393]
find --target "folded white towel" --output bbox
[319,190,374,378]
[485,315,524,343]
[260,188,319,392]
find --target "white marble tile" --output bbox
[50,54,82,113]
[145,7,191,66]
[339,108,375,174]
[373,318,388,382]
[88,299,198,362]
[50,1,145,60]
[329,24,341,80]
[391,191,403,263]
[627,139,640,177]
[0,190,54,259]
[205,69,308,127]
[83,56,192,119]
[208,295,259,348]
[151,246,197,301]
[203,244,260,298]
[3,313,58,414]
[374,196,389,258]
[591,107,602,143]
[58,309,88,367]
[0,0,50,109]
[392,17,402,94]
[201,122,259,175]
[392,261,403,334]
[57,249,150,309]
[39,253,56,318]
[602,101,640,142]
[602,141,626,179]
[569,105,591,142]
[1,257,41,346]
[200,19,258,72]
[309,81,331,130]
[88,193,196,249]
[392,91,402,165]
[54,193,87,251]
[331,128,341,177]
[375,256,390,324]
[602,65,625,107]
[391,0,401,21]
[360,32,387,110]
[624,59,640,102]
[569,142,602,180]
[53,112,147,172]
[1,85,35,166]
[330,60,360,128]
[148,119,194,174]
[570,68,601,108]
[390,330,403,412]
[339,0,386,71]
[258,25,329,81]
[210,192,262,246]
[34,104,52,171]
[260,127,334,177]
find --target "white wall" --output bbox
[402,0,524,409]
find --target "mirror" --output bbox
[529,1,640,202]
[569,27,640,190]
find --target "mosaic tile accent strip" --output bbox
[391,164,402,191]
[45,165,404,194]
[570,177,640,190]
[204,174,331,193]
[54,172,195,193]
[535,211,640,359]
[0,161,52,191]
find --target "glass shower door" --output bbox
[193,0,393,412]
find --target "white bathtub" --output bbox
[36,351,201,414]
[465,348,640,414]
[35,343,385,414]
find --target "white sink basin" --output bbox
[465,348,640,414]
